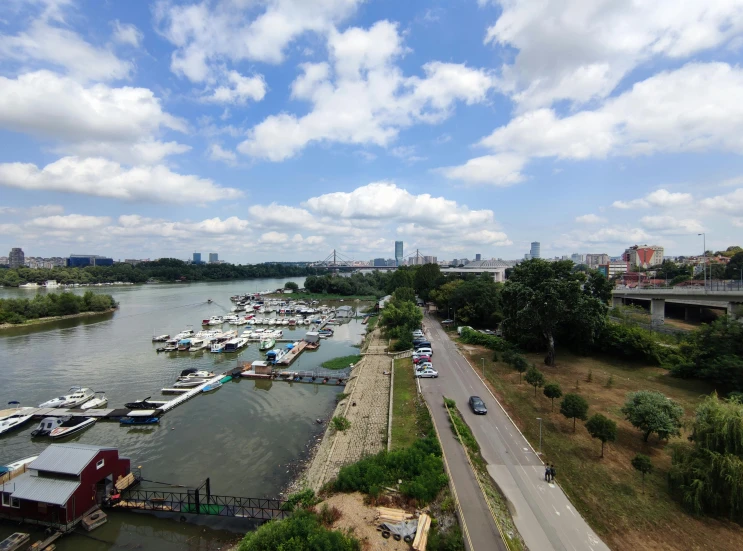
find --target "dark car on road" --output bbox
[468,396,487,415]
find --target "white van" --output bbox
[415,347,432,356]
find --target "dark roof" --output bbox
[29,443,116,476]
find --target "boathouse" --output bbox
[0,444,130,530]
[336,305,354,318]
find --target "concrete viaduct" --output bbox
[611,288,743,324]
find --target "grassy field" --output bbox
[391,358,419,450]
[457,343,743,551]
[321,354,362,370]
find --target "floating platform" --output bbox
[277,341,308,366]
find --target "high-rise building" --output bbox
[570,253,585,264]
[475,253,482,261]
[585,253,609,269]
[530,242,541,259]
[9,247,25,268]
[395,241,403,266]
[373,258,386,267]
[623,245,664,269]
[66,254,113,267]
[598,261,630,278]
[193,252,202,264]
[209,253,218,263]
[422,256,437,265]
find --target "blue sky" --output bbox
[1,0,742,263]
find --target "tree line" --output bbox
[0,291,117,324]
[0,260,321,287]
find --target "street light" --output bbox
[536,417,543,455]
[481,358,485,378]
[698,233,706,290]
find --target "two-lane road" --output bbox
[420,313,610,551]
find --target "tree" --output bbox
[725,251,743,279]
[585,414,617,457]
[560,393,589,432]
[414,263,443,302]
[284,281,299,291]
[621,390,684,442]
[386,266,415,295]
[392,287,416,305]
[543,383,563,411]
[501,259,607,366]
[584,270,613,303]
[525,367,545,397]
[631,454,653,493]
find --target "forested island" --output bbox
[0,259,322,287]
[0,291,117,325]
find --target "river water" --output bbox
[0,278,368,550]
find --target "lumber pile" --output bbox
[115,472,136,491]
[412,513,431,551]
[375,506,413,524]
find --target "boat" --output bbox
[259,338,276,351]
[303,319,311,325]
[0,455,38,476]
[224,337,248,353]
[223,315,239,323]
[80,392,108,410]
[163,343,178,352]
[188,338,208,351]
[177,339,192,351]
[172,379,209,388]
[201,381,223,392]
[174,329,195,339]
[50,416,96,439]
[288,319,297,326]
[125,396,160,410]
[120,416,160,425]
[18,282,40,289]
[31,416,67,436]
[177,370,214,380]
[266,348,287,363]
[0,403,35,435]
[39,387,94,408]
[211,341,226,353]
[268,319,276,326]
[152,334,169,342]
[281,319,289,326]
[208,316,224,326]
[201,318,211,325]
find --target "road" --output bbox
[419,313,610,551]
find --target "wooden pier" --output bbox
[277,340,308,366]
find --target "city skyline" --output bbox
[0,2,742,262]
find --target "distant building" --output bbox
[9,247,24,268]
[423,256,437,265]
[441,259,509,282]
[530,242,541,259]
[475,253,482,261]
[373,258,386,267]
[395,241,403,266]
[193,252,202,264]
[598,261,630,278]
[585,253,609,269]
[623,245,664,269]
[571,253,585,264]
[524,254,532,261]
[386,258,396,266]
[66,254,114,267]
[209,253,218,263]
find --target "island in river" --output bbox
[0,291,117,327]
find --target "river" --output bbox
[0,278,368,550]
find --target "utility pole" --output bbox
[698,233,706,290]
[536,417,543,455]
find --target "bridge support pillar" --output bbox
[651,299,665,325]
[728,302,741,321]
[612,297,623,308]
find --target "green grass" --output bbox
[322,355,362,370]
[365,315,379,332]
[391,358,420,450]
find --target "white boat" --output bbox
[223,315,239,323]
[80,392,108,410]
[202,381,223,393]
[189,338,208,351]
[50,417,96,439]
[281,319,289,326]
[174,329,195,339]
[234,318,248,325]
[18,282,40,289]
[303,319,311,325]
[177,370,214,380]
[268,319,276,326]
[0,455,38,475]
[266,348,288,363]
[224,338,248,353]
[208,316,224,326]
[211,342,226,353]
[172,379,208,388]
[31,417,66,436]
[0,403,35,435]
[152,334,169,342]
[39,387,94,408]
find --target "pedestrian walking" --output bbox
[550,465,556,482]
[544,465,551,482]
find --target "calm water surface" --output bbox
[0,279,367,549]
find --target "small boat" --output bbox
[224,337,248,352]
[31,416,67,436]
[201,318,211,325]
[208,316,224,326]
[0,402,35,435]
[177,370,214,380]
[80,392,108,410]
[163,343,178,352]
[177,339,192,351]
[266,348,287,363]
[259,338,276,351]
[281,319,289,326]
[49,417,96,439]
[211,342,226,353]
[39,387,94,408]
[125,397,158,410]
[303,319,311,325]
[172,379,208,388]
[174,329,195,339]
[120,411,160,425]
[0,455,38,476]
[152,334,169,342]
[207,299,213,304]
[0,533,30,550]
[188,338,208,351]
[289,319,297,326]
[202,381,223,393]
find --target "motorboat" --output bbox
[172,379,208,388]
[177,339,192,352]
[80,392,108,410]
[259,338,276,351]
[188,338,208,351]
[208,316,224,326]
[234,318,248,325]
[120,416,159,425]
[223,315,239,323]
[211,342,226,353]
[202,381,222,393]
[174,329,195,339]
[152,334,169,342]
[0,403,35,435]
[268,319,276,326]
[163,342,178,352]
[288,319,297,326]
[303,319,311,325]
[224,338,248,353]
[50,417,96,439]
[281,319,289,326]
[39,387,94,408]
[32,417,67,437]
[125,396,162,410]
[0,455,38,476]
[177,370,214,380]
[266,348,287,364]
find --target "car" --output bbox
[413,355,431,364]
[415,368,438,378]
[468,396,487,415]
[441,319,454,325]
[416,363,433,371]
[413,340,431,348]
[414,347,432,356]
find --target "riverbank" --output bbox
[0,307,116,330]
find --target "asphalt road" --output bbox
[419,312,610,551]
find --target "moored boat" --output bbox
[152,334,169,342]
[0,455,38,476]
[31,416,67,436]
[188,338,208,351]
[211,341,226,353]
[39,387,94,408]
[259,338,276,351]
[80,392,108,410]
[201,381,223,393]
[121,410,160,425]
[0,402,35,435]
[49,416,96,439]
[177,339,192,351]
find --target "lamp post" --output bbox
[698,233,706,290]
[738,268,743,291]
[536,417,543,455]
[481,358,485,378]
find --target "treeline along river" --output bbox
[0,278,367,550]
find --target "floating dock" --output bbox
[277,340,308,366]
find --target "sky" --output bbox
[1,0,742,264]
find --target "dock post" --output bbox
[205,478,211,501]
[194,487,200,514]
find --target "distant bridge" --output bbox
[310,248,431,269]
[611,285,743,323]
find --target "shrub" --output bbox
[560,393,589,432]
[332,416,351,432]
[459,327,510,352]
[281,489,319,512]
[317,504,343,527]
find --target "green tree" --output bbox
[621,390,684,442]
[501,259,606,366]
[386,266,415,295]
[414,263,443,302]
[525,366,545,397]
[560,393,589,432]
[585,414,617,457]
[392,287,416,305]
[725,251,743,279]
[543,382,563,411]
[380,300,423,334]
[584,270,613,303]
[631,454,653,493]
[284,281,299,290]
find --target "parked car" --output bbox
[413,355,431,364]
[415,368,438,378]
[412,330,424,337]
[441,319,454,325]
[414,347,432,356]
[468,396,487,415]
[416,363,433,371]
[413,340,431,349]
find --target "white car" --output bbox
[415,368,438,378]
[416,362,433,370]
[412,331,424,338]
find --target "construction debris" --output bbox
[375,506,414,524]
[412,513,431,551]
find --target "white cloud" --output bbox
[482,0,743,109]
[0,19,132,81]
[155,0,365,82]
[60,140,192,165]
[259,231,290,245]
[437,154,526,186]
[732,218,743,228]
[613,189,693,209]
[27,214,111,230]
[238,21,496,161]
[204,71,267,104]
[111,20,143,48]
[208,144,237,164]
[390,146,426,163]
[701,188,743,214]
[0,156,242,204]
[575,214,606,224]
[640,215,704,234]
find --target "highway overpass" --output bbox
[611,288,743,323]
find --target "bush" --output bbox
[317,504,343,527]
[332,416,351,432]
[281,489,319,512]
[459,327,510,352]
[594,322,666,364]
